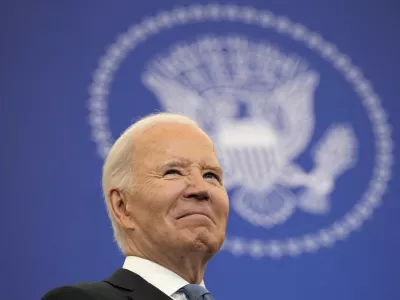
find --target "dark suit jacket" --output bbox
[42,268,173,300]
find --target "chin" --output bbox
[185,229,224,256]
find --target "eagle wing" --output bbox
[265,71,319,161]
[142,73,209,125]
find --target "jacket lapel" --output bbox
[104,268,172,300]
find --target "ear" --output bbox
[108,189,136,230]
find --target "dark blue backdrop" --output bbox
[2,1,400,299]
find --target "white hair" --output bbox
[102,112,200,253]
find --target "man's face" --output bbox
[126,123,229,257]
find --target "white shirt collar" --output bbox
[122,256,206,297]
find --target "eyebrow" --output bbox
[202,163,224,177]
[158,157,191,172]
[159,157,224,175]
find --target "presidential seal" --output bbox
[88,4,393,258]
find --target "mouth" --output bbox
[178,212,208,219]
[176,211,214,223]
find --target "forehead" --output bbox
[132,123,219,165]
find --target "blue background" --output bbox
[1,1,400,299]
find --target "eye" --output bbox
[203,172,219,181]
[164,169,182,176]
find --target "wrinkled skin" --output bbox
[109,123,230,283]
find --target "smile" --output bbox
[176,211,215,224]
[178,212,209,219]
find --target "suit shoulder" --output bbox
[42,285,95,300]
[42,282,121,300]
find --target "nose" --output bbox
[183,172,210,201]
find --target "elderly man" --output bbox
[42,113,230,300]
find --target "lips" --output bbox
[178,211,209,219]
[176,210,214,223]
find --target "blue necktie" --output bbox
[180,284,215,300]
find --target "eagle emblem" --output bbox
[142,35,358,228]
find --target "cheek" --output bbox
[141,179,187,213]
[214,189,230,220]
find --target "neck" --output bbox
[124,238,211,283]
